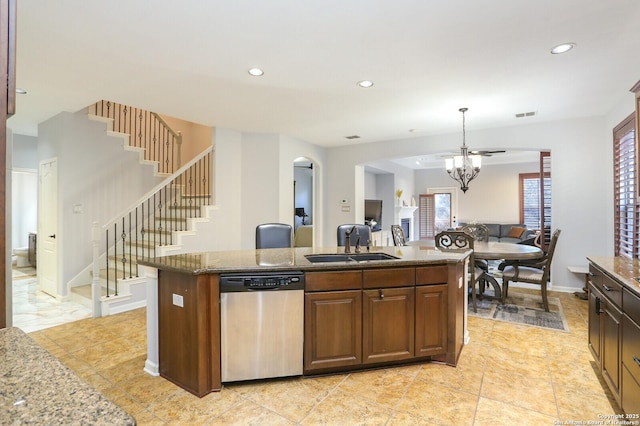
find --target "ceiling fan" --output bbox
[439,150,506,158]
[468,150,506,157]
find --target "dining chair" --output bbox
[461,223,489,241]
[255,223,293,249]
[391,224,407,246]
[501,228,562,311]
[462,223,490,292]
[337,224,371,247]
[435,230,482,312]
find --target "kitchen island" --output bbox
[138,245,470,397]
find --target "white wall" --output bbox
[326,114,621,292]
[168,128,327,252]
[38,112,167,296]
[158,114,213,166]
[415,161,540,224]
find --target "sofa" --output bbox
[458,222,535,244]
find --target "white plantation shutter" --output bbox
[614,114,638,259]
[419,194,435,239]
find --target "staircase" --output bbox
[69,101,214,315]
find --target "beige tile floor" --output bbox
[27,288,622,425]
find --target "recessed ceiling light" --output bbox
[550,43,576,54]
[15,88,27,94]
[357,80,374,88]
[248,68,264,76]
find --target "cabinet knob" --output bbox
[379,289,384,299]
[634,356,640,367]
[602,284,613,292]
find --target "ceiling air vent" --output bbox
[515,111,537,118]
[345,135,361,139]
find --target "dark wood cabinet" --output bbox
[415,284,448,357]
[362,286,414,364]
[622,287,640,413]
[602,296,622,401]
[588,263,625,407]
[304,290,362,372]
[304,265,456,373]
[588,282,602,365]
[158,270,220,397]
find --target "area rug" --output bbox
[469,290,570,332]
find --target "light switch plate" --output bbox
[172,293,184,307]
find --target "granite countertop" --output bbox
[0,327,136,425]
[587,255,640,297]
[137,245,470,275]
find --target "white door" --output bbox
[38,159,58,297]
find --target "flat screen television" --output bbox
[365,199,382,231]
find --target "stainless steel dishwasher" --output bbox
[220,271,304,382]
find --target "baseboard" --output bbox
[144,359,159,376]
[103,299,147,316]
[508,282,583,294]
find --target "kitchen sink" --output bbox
[305,253,399,263]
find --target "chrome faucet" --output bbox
[344,225,361,254]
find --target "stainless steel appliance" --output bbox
[220,271,304,382]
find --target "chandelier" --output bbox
[445,107,481,193]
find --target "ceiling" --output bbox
[9,1,640,151]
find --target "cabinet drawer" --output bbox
[622,315,640,384]
[623,288,640,326]
[599,273,623,308]
[415,266,448,285]
[363,268,415,289]
[305,271,362,291]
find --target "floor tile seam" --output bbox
[206,391,300,425]
[476,394,560,420]
[411,372,482,398]
[289,380,343,426]
[237,375,349,424]
[100,383,148,414]
[63,334,147,357]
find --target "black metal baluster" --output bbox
[128,211,132,278]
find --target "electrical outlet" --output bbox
[172,293,184,308]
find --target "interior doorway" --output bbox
[293,159,314,246]
[38,158,58,297]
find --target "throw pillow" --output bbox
[508,226,526,238]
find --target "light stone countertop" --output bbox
[587,255,640,297]
[137,245,471,275]
[0,327,136,425]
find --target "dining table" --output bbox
[408,239,544,300]
[472,241,543,300]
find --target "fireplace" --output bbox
[401,219,410,240]
[395,206,417,241]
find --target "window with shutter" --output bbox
[614,113,637,259]
[419,194,435,239]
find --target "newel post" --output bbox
[91,221,102,318]
[177,131,182,169]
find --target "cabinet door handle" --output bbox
[595,297,603,315]
[602,284,613,292]
[379,289,384,299]
[634,356,640,367]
